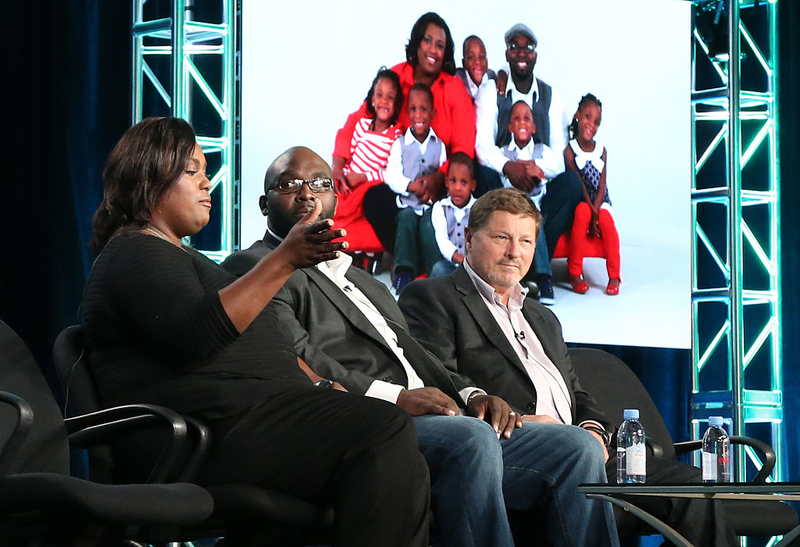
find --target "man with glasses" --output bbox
[475,23,584,305]
[224,146,620,547]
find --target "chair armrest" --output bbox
[177,415,211,482]
[0,391,35,475]
[645,436,666,459]
[673,436,776,483]
[64,404,188,484]
[673,440,701,455]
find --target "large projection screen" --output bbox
[240,0,692,349]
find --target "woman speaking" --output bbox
[80,117,429,546]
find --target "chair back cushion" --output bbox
[0,321,69,475]
[52,325,102,419]
[569,348,676,459]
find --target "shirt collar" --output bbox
[266,225,285,243]
[316,251,353,284]
[403,126,439,147]
[442,194,477,210]
[463,257,528,308]
[507,138,533,154]
[509,72,540,103]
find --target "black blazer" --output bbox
[269,263,469,402]
[398,266,611,430]
[221,231,282,277]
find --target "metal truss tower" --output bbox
[132,0,240,262]
[691,0,783,490]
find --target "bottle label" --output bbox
[702,452,717,481]
[626,443,646,475]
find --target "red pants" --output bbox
[568,202,620,279]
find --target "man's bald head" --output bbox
[259,146,337,238]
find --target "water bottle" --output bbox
[617,408,646,484]
[702,416,731,483]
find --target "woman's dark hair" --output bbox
[568,93,603,140]
[91,117,197,253]
[365,68,404,126]
[405,12,456,76]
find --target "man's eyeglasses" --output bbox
[270,177,334,194]
[507,43,535,52]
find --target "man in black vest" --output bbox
[475,23,584,304]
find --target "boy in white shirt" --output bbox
[429,152,478,278]
[501,100,561,304]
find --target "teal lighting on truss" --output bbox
[690,0,783,500]
[132,0,240,262]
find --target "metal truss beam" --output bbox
[132,0,240,262]
[690,0,783,499]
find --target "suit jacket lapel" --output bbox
[451,268,529,377]
[303,267,393,352]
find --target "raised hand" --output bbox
[279,200,347,268]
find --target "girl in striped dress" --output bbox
[332,68,404,252]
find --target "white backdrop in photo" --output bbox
[240,0,692,348]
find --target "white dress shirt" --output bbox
[384,127,448,214]
[430,195,476,261]
[315,253,481,406]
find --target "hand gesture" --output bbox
[495,70,509,96]
[396,387,461,417]
[451,251,464,264]
[407,179,426,199]
[417,171,446,204]
[332,157,352,195]
[588,208,601,239]
[522,161,546,183]
[503,161,535,193]
[467,394,522,439]
[278,200,347,268]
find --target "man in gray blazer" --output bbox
[225,147,619,547]
[398,188,736,546]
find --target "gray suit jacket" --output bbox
[224,240,469,401]
[221,232,282,277]
[270,265,469,401]
[398,266,611,429]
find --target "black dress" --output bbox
[80,231,430,547]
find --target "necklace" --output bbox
[144,226,182,248]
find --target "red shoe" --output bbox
[569,275,589,294]
[606,278,621,295]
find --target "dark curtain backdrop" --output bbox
[1,1,798,480]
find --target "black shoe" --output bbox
[536,275,555,306]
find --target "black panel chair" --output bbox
[54,324,334,546]
[569,347,799,542]
[0,319,214,545]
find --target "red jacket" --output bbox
[334,62,476,172]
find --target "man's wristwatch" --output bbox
[315,379,334,389]
[582,424,612,447]
[466,390,483,406]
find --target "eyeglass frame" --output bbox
[506,42,536,52]
[267,177,335,194]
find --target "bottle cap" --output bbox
[708,416,725,427]
[623,409,639,420]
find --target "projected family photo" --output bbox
[240,0,692,349]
